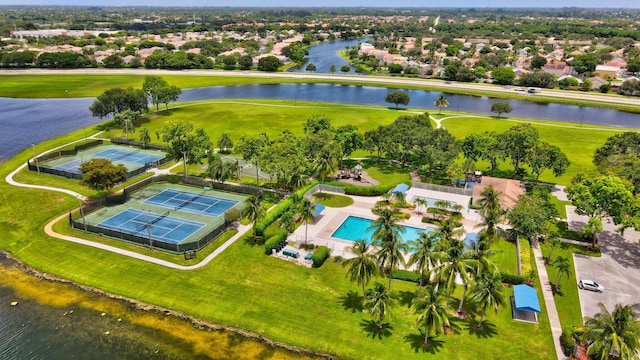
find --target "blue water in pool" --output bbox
[331,216,432,243]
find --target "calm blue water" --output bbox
[331,215,432,243]
[288,37,371,74]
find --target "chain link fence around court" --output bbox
[29,140,172,180]
[70,175,256,254]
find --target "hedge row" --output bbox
[325,180,393,196]
[311,246,330,268]
[264,232,288,255]
[500,272,527,285]
[254,181,318,236]
[390,269,421,283]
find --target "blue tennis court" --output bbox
[53,159,83,174]
[92,148,164,166]
[144,189,239,217]
[97,208,204,244]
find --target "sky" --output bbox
[0,0,637,8]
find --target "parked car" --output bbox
[514,87,525,91]
[578,280,604,293]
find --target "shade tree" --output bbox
[159,121,212,179]
[384,91,410,109]
[78,158,128,191]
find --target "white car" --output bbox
[579,280,604,293]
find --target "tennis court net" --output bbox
[174,191,206,211]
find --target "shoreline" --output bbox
[0,250,334,360]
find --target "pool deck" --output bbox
[288,187,484,261]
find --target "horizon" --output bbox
[0,1,638,9]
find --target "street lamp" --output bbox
[31,144,40,174]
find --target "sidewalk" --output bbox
[532,243,568,360]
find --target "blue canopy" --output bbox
[391,183,409,195]
[464,232,479,249]
[312,204,325,218]
[513,285,541,313]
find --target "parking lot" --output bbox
[568,206,640,320]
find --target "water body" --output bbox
[0,256,323,360]
[288,37,369,74]
[2,84,640,164]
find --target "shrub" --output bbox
[264,232,288,255]
[254,181,318,236]
[311,246,330,268]
[224,208,241,223]
[500,272,526,285]
[333,256,344,263]
[559,330,576,356]
[391,269,421,283]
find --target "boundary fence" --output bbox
[304,184,346,199]
[28,139,172,180]
[69,174,263,254]
[411,181,473,196]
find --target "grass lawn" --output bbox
[312,192,354,207]
[539,241,601,331]
[1,128,555,359]
[441,113,627,185]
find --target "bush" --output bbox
[559,330,576,356]
[500,272,526,285]
[391,269,421,283]
[224,208,241,223]
[254,182,318,236]
[264,232,288,255]
[311,246,330,268]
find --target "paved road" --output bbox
[3,68,640,108]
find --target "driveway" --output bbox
[568,206,640,320]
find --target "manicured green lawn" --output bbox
[539,241,601,331]
[313,192,354,207]
[2,130,555,359]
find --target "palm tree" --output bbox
[471,272,505,329]
[478,208,505,240]
[469,233,500,276]
[435,94,449,114]
[546,233,562,261]
[245,195,264,239]
[343,240,380,295]
[553,256,571,288]
[436,216,465,243]
[414,197,427,215]
[364,282,398,329]
[139,128,151,148]
[287,168,308,191]
[431,237,476,310]
[583,303,640,360]
[315,151,338,191]
[217,133,233,153]
[369,208,408,290]
[408,232,438,286]
[412,285,451,347]
[298,197,316,245]
[477,185,502,216]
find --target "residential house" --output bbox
[594,65,620,79]
[543,62,570,77]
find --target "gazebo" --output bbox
[512,284,541,323]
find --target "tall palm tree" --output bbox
[364,282,398,329]
[553,256,571,288]
[412,285,451,347]
[287,168,308,191]
[298,197,316,245]
[478,207,505,240]
[369,208,407,290]
[315,151,338,191]
[414,197,427,215]
[435,94,449,115]
[477,185,502,216]
[408,232,438,286]
[431,237,476,310]
[217,133,233,153]
[343,240,380,295]
[471,271,505,329]
[436,216,465,243]
[139,128,151,148]
[245,195,264,238]
[469,233,500,276]
[583,303,640,360]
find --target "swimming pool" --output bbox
[331,215,432,243]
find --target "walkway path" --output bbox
[5,135,250,270]
[532,243,567,360]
